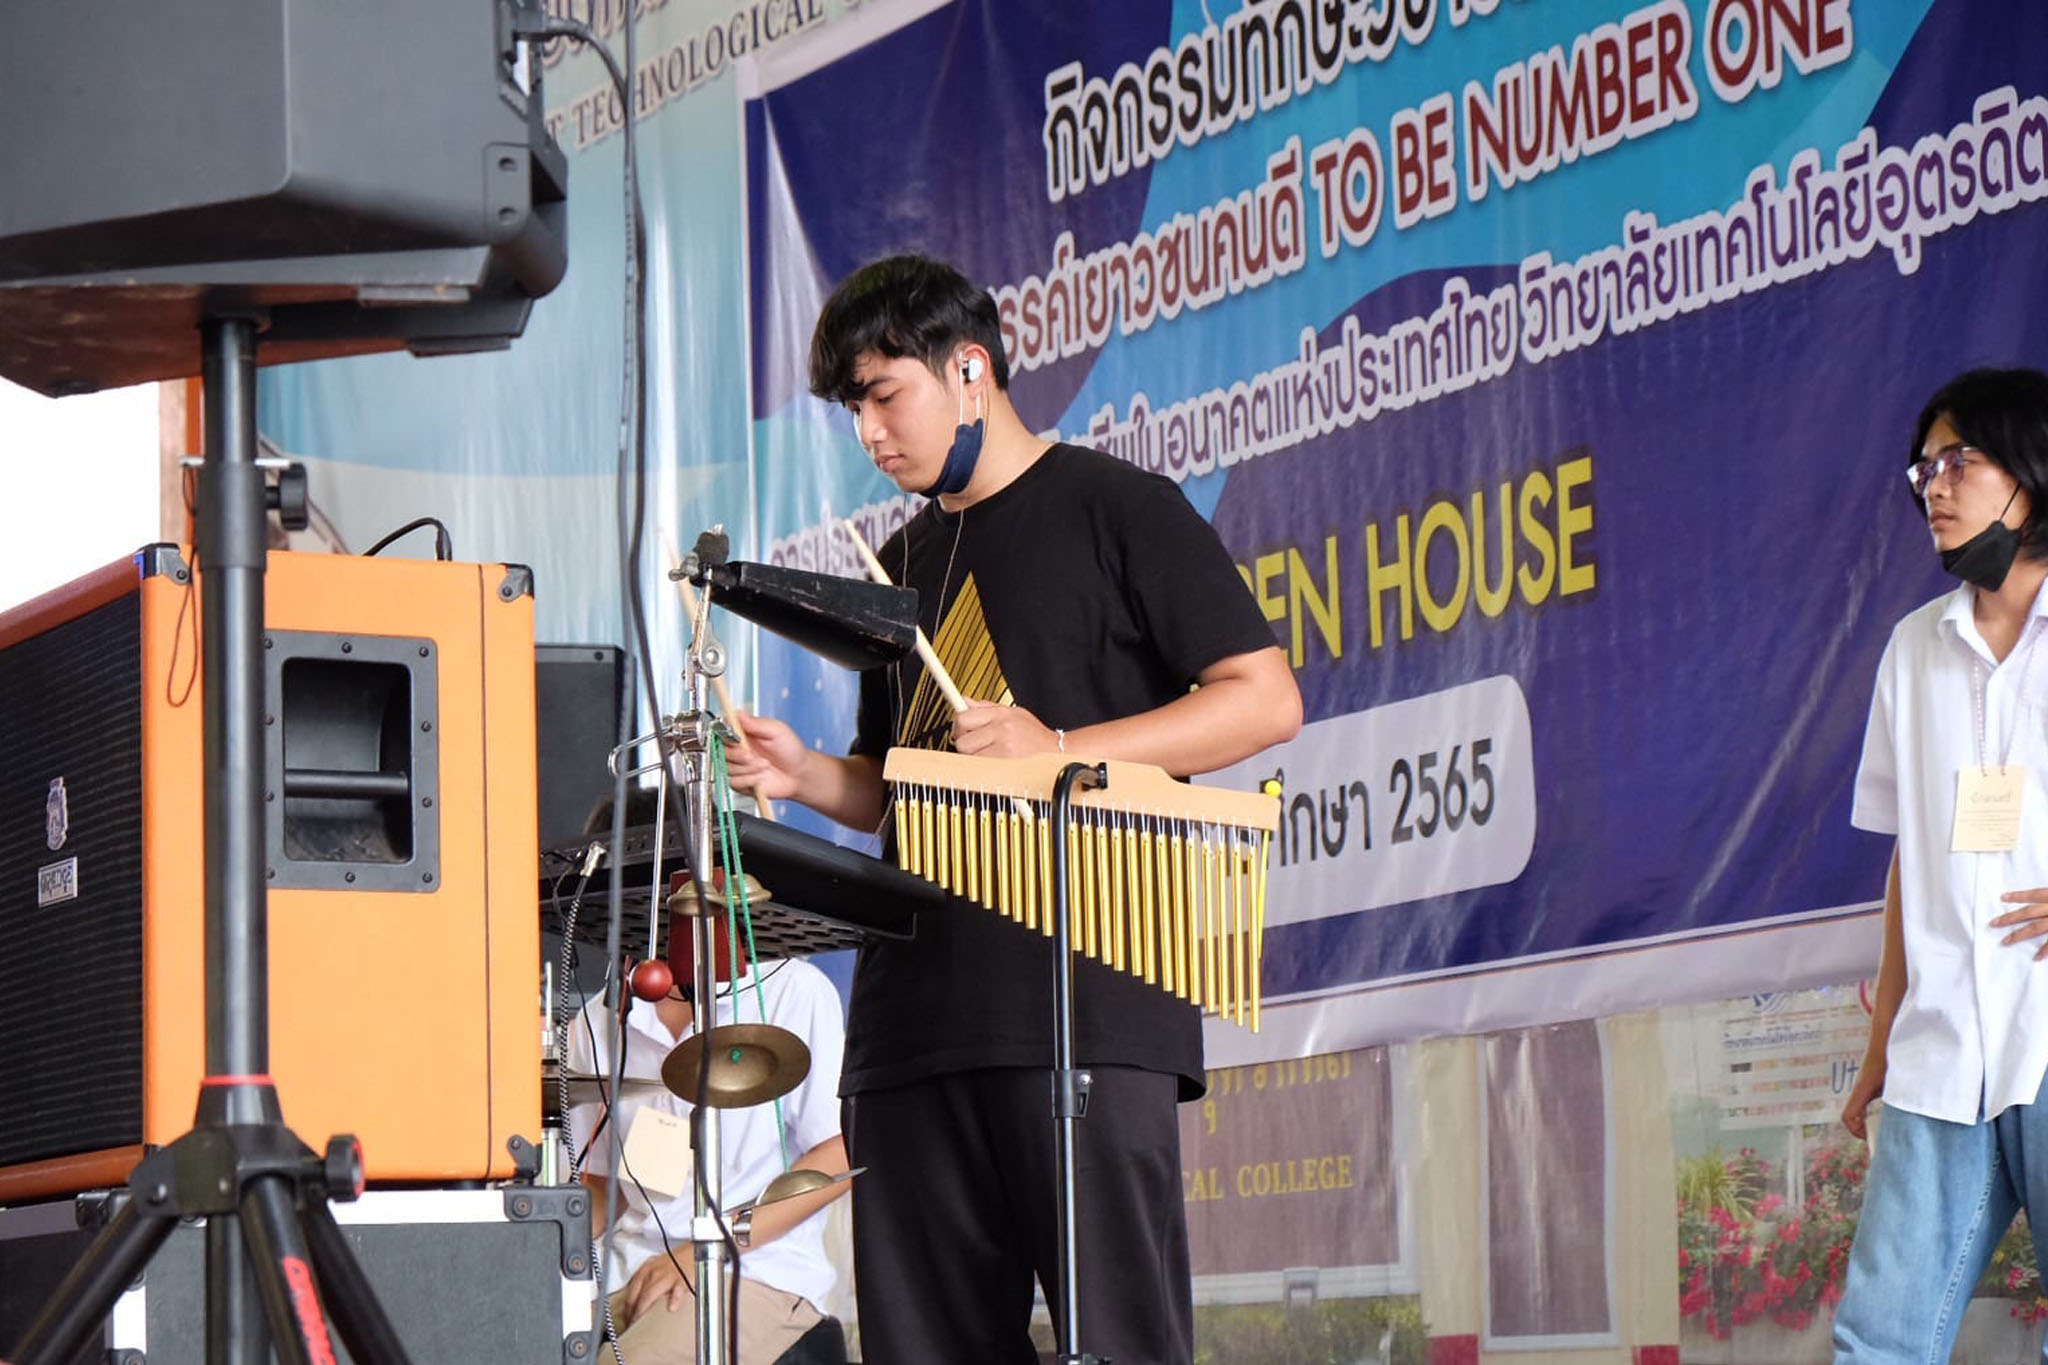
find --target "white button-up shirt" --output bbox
[567,958,845,1307]
[1854,581,2048,1124]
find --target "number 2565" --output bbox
[1388,740,1495,844]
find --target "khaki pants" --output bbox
[603,1280,822,1365]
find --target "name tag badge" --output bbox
[1954,765,2026,853]
[621,1107,695,1199]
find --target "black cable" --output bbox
[573,982,621,1167]
[559,873,635,1365]
[521,11,733,1357]
[600,970,752,1339]
[511,17,652,1354]
[512,11,661,745]
[167,466,202,708]
[360,516,453,561]
[551,855,626,1365]
[564,976,704,1360]
[559,864,617,1168]
[520,0,657,1246]
[609,998,699,1303]
[716,958,788,1001]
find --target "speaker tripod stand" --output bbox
[10,317,414,1365]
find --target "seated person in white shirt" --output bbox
[568,954,850,1365]
[1838,367,2048,1364]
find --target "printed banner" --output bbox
[743,0,2048,1050]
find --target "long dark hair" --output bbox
[1910,367,2048,557]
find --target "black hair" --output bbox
[808,254,1011,405]
[1909,367,2048,557]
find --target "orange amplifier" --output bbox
[0,546,539,1198]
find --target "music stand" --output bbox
[1047,761,1109,1365]
[545,809,939,956]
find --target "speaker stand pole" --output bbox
[10,317,414,1365]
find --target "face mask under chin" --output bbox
[922,418,984,498]
[1941,518,2021,591]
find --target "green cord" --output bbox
[707,728,791,1167]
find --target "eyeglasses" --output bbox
[1906,443,1985,498]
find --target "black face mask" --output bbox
[1940,487,2023,591]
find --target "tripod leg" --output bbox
[208,1213,273,1365]
[302,1200,416,1365]
[238,1176,342,1365]
[11,1199,175,1365]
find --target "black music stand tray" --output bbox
[548,810,940,958]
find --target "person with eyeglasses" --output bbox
[1837,367,2048,1362]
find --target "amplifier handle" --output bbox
[282,767,410,800]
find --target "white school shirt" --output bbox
[1853,581,2048,1124]
[567,958,845,1308]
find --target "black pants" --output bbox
[843,1066,1193,1365]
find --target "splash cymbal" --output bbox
[739,1165,865,1213]
[660,1023,810,1109]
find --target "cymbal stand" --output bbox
[670,540,738,1365]
[603,535,739,1365]
[1050,761,1110,1365]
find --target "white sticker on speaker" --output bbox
[37,856,78,907]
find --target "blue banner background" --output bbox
[746,0,2048,1020]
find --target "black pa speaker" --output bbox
[534,643,633,854]
[0,0,569,397]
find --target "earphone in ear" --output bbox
[961,355,985,384]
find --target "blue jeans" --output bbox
[1833,1085,2048,1364]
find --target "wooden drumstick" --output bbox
[839,519,970,713]
[663,535,775,822]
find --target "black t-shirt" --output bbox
[844,444,1280,1100]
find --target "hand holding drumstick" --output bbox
[838,521,1065,759]
[838,519,968,712]
[662,535,775,821]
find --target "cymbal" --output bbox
[556,1071,670,1101]
[738,1165,865,1214]
[540,1060,672,1119]
[667,871,774,915]
[660,1023,810,1109]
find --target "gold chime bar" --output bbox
[882,749,1279,1029]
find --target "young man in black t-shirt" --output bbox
[728,254,1301,1365]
